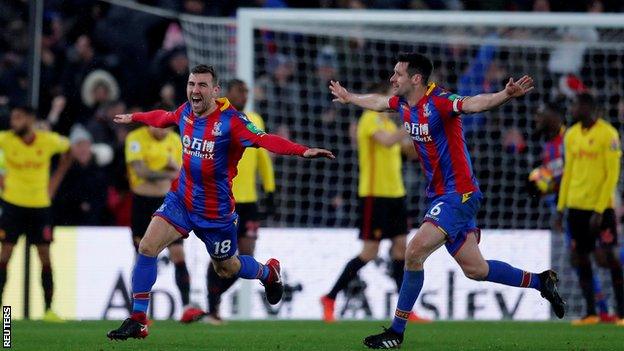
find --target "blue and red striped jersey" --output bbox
[133,98,290,221]
[541,127,565,191]
[390,83,480,198]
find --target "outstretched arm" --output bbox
[256,134,335,159]
[329,81,391,112]
[231,115,334,159]
[114,109,179,128]
[461,75,534,114]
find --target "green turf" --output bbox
[10,320,624,350]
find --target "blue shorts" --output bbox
[154,193,239,261]
[423,191,482,256]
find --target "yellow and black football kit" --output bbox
[125,126,182,243]
[356,110,407,241]
[0,130,70,243]
[231,112,275,239]
[558,118,621,252]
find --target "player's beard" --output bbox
[392,84,406,97]
[14,126,30,137]
[190,96,207,115]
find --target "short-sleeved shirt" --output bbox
[0,130,70,207]
[557,119,621,213]
[389,83,479,198]
[125,126,182,190]
[357,110,405,198]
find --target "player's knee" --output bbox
[405,242,427,268]
[138,240,160,257]
[39,256,52,267]
[214,264,237,279]
[463,266,488,281]
[358,251,376,263]
[390,245,406,260]
[405,252,425,270]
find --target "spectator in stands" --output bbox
[60,34,105,129]
[81,69,120,114]
[53,124,113,225]
[458,33,505,133]
[547,1,598,101]
[87,100,125,145]
[151,47,189,106]
[255,53,301,133]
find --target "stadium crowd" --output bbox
[0,0,623,227]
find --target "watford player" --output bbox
[557,93,624,326]
[205,79,276,324]
[0,106,70,322]
[321,82,428,323]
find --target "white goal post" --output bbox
[236,9,624,109]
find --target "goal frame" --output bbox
[236,9,624,109]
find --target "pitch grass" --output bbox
[11,320,623,350]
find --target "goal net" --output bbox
[180,10,624,319]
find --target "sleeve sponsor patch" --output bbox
[130,141,141,153]
[610,137,620,151]
[246,122,265,135]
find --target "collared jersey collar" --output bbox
[196,97,232,120]
[415,82,437,107]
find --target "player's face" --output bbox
[571,101,590,123]
[227,83,249,111]
[148,126,169,140]
[9,109,34,137]
[187,73,220,115]
[535,109,558,135]
[390,62,415,96]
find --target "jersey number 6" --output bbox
[429,202,443,216]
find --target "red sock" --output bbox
[131,311,147,323]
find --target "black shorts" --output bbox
[358,197,408,241]
[567,208,618,254]
[131,194,183,245]
[0,200,52,245]
[236,202,259,239]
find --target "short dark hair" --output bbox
[11,105,37,117]
[190,64,219,85]
[397,52,433,83]
[540,100,564,117]
[226,78,246,92]
[575,92,595,109]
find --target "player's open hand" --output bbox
[505,75,534,98]
[113,113,133,124]
[303,148,335,159]
[329,80,351,104]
